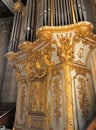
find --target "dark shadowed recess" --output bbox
[0,0,26,18]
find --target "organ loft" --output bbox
[3,0,96,130]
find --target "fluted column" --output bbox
[9,0,23,52]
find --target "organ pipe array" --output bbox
[9,0,85,52]
[41,0,85,26]
[9,0,23,52]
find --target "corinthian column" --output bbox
[9,0,23,52]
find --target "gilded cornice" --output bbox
[6,22,96,80]
[38,21,96,44]
[6,22,95,58]
[38,22,92,34]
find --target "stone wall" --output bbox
[0,17,17,103]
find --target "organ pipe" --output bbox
[48,0,51,26]
[24,0,37,42]
[31,0,37,41]
[54,0,58,26]
[24,0,31,41]
[79,0,85,21]
[24,0,85,31]
[74,0,79,22]
[57,0,61,25]
[63,0,67,25]
[60,0,64,25]
[70,0,76,24]
[9,0,23,52]
[43,0,47,25]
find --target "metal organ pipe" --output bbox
[69,0,73,24]
[60,0,64,25]
[24,0,29,41]
[25,0,31,41]
[74,0,79,22]
[63,0,67,25]
[41,0,44,26]
[9,12,17,51]
[15,11,22,51]
[66,0,71,24]
[24,0,37,42]
[54,0,58,26]
[48,0,51,26]
[57,0,61,25]
[9,12,17,43]
[79,0,85,21]
[9,0,23,52]
[8,0,87,53]
[39,0,85,27]
[43,0,47,25]
[13,11,20,50]
[29,0,33,41]
[31,0,37,41]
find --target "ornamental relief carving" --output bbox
[29,77,47,114]
[77,77,89,123]
[73,72,92,129]
[72,64,95,128]
[15,46,54,81]
[51,70,63,129]
[53,32,80,64]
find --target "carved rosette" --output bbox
[6,22,96,130]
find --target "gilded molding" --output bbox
[38,22,93,34]
[77,78,89,124]
[72,64,92,76]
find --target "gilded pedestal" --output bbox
[7,22,96,130]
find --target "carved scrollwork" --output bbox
[53,78,61,127]
[73,65,91,76]
[15,46,54,81]
[29,78,47,114]
[77,77,89,123]
[51,70,62,128]
[54,33,80,64]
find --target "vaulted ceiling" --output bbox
[0,0,26,18]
